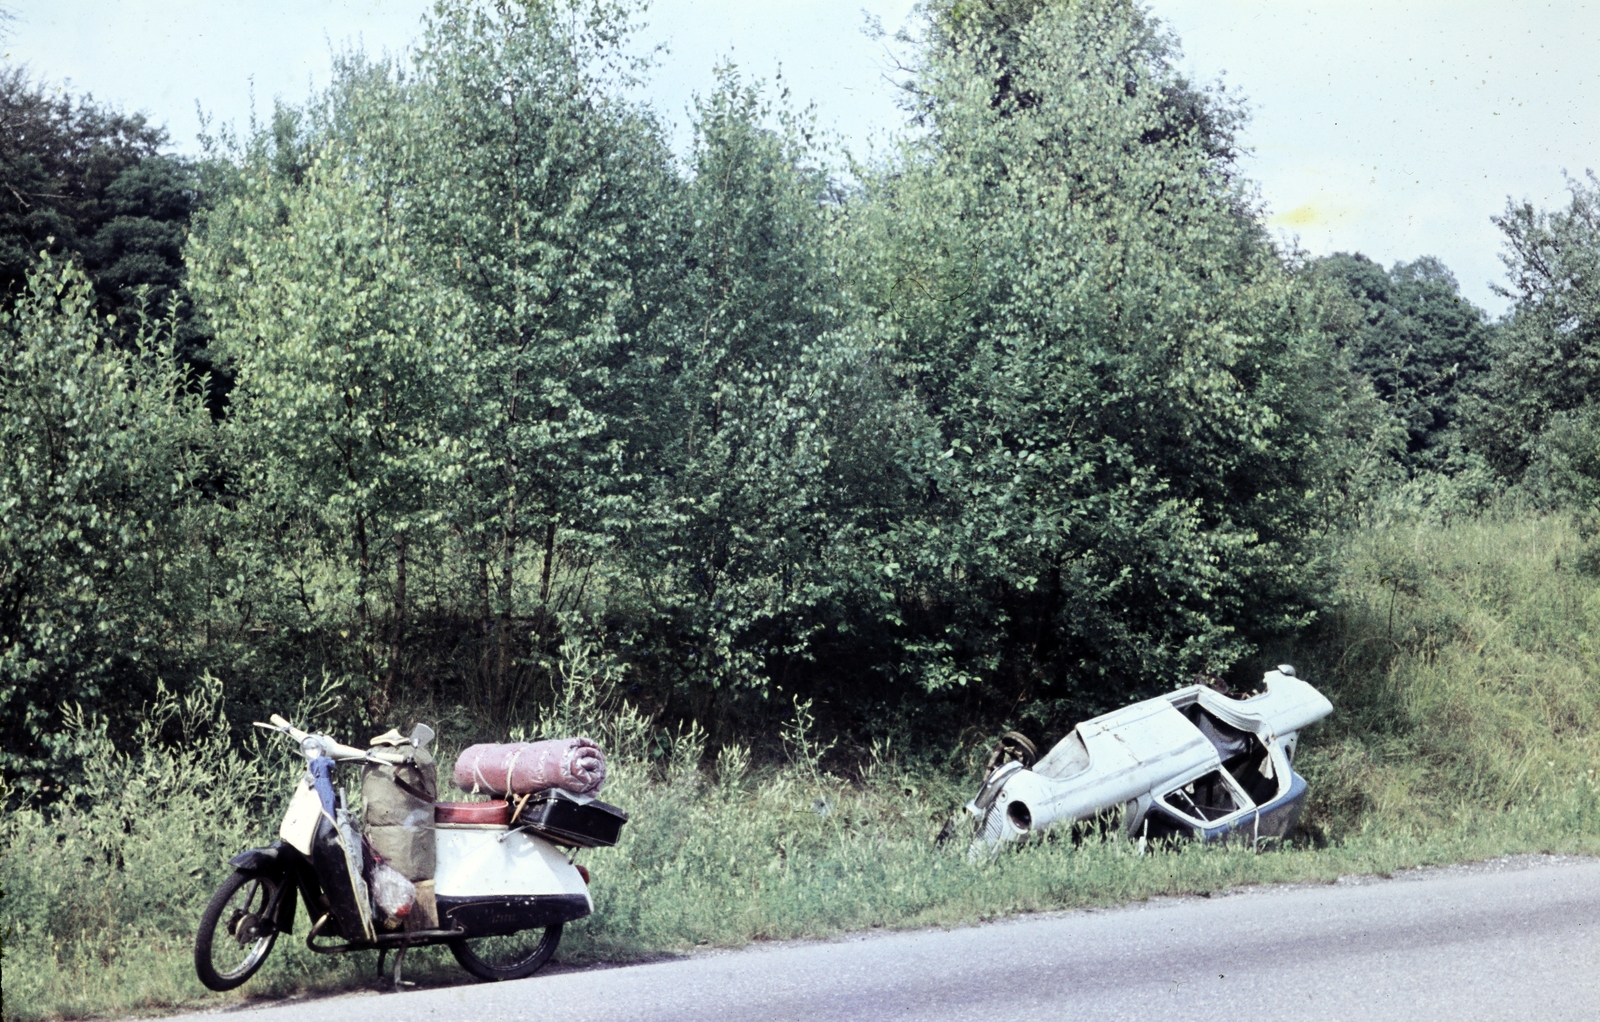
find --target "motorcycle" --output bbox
[193,714,625,991]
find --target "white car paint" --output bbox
[968,668,1333,851]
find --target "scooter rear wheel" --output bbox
[449,924,562,981]
[194,870,281,991]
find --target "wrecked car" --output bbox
[961,666,1332,853]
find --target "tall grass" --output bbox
[6,514,1600,1021]
[1298,512,1600,836]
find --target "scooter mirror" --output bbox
[409,722,436,751]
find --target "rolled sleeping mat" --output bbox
[454,738,607,796]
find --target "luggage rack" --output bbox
[504,788,629,848]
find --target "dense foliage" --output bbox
[839,0,1364,719]
[0,68,209,367]
[4,0,1597,778]
[1311,252,1494,470]
[0,262,216,773]
[1461,173,1600,491]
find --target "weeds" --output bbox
[1299,513,1600,835]
[6,516,1600,1020]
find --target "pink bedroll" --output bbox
[454,738,607,797]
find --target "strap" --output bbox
[502,746,525,796]
[508,791,532,825]
[389,771,434,805]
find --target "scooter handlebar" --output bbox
[255,715,309,741]
[253,716,406,765]
[324,739,380,762]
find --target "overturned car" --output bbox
[962,666,1332,853]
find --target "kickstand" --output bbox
[376,949,389,978]
[391,942,412,991]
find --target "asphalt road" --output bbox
[189,854,1599,1022]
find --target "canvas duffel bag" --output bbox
[362,742,438,883]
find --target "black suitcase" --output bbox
[513,788,628,848]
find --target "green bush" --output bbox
[8,519,1600,1019]
[0,676,320,1018]
[0,261,215,778]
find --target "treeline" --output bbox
[4,0,1598,779]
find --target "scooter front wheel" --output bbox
[449,924,562,981]
[194,870,281,991]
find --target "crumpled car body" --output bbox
[965,667,1332,853]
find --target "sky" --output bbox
[8,1,1598,313]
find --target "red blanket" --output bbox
[454,738,607,796]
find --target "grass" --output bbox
[1298,511,1600,836]
[6,512,1600,1021]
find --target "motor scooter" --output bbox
[193,714,623,991]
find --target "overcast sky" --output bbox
[9,0,1598,313]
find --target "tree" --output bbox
[0,69,198,317]
[189,1,676,714]
[1311,252,1493,470]
[0,260,212,776]
[188,74,469,715]
[842,0,1357,717]
[1460,172,1600,483]
[616,72,915,711]
[402,0,673,699]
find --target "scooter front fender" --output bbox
[230,841,291,872]
[226,840,307,935]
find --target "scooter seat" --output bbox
[435,800,510,825]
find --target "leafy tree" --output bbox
[85,156,195,322]
[842,0,1359,716]
[0,260,212,775]
[1460,172,1600,483]
[1311,252,1493,469]
[189,1,676,714]
[618,72,916,709]
[402,0,673,697]
[0,69,198,319]
[188,78,470,715]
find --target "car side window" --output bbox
[1160,769,1251,824]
